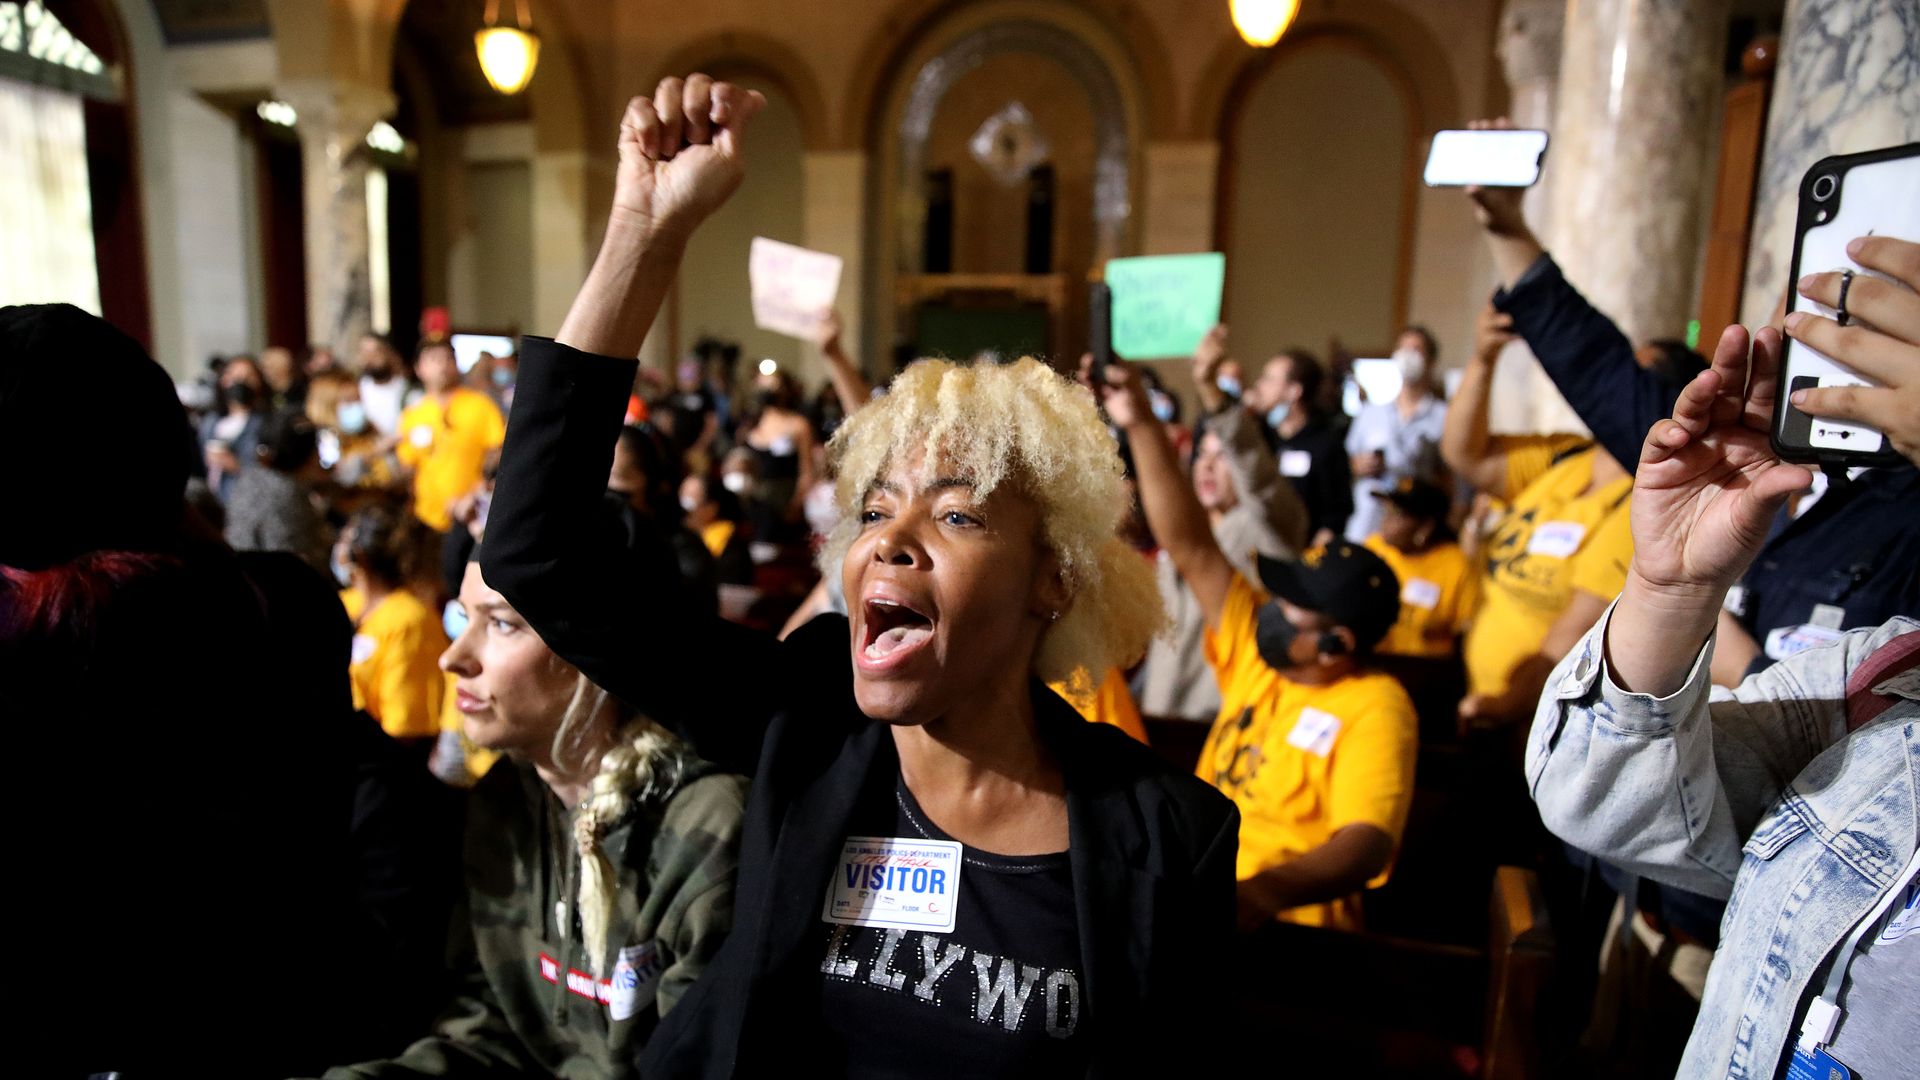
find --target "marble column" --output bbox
[1739,0,1920,326]
[1545,0,1730,346]
[280,78,396,358]
[1489,0,1581,434]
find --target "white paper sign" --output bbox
[749,237,842,339]
[1286,707,1343,758]
[823,836,962,933]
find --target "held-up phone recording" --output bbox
[1088,281,1113,388]
[1422,129,1549,188]
[1772,143,1920,467]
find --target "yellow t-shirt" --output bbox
[397,388,506,532]
[1198,574,1418,931]
[349,589,450,740]
[1363,535,1480,659]
[1463,439,1634,698]
[1048,667,1149,745]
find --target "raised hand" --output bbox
[1628,325,1812,597]
[1193,324,1230,384]
[611,74,766,245]
[810,308,845,356]
[1472,301,1515,367]
[1081,352,1151,430]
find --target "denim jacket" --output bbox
[1526,607,1919,1079]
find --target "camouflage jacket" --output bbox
[324,753,748,1079]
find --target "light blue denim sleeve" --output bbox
[1524,605,1902,900]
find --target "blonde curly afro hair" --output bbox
[818,357,1166,697]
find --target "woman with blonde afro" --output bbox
[480,75,1238,1078]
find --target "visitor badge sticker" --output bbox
[1279,450,1313,477]
[823,836,962,933]
[608,940,665,1022]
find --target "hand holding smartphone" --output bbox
[1088,282,1113,388]
[1771,143,1920,467]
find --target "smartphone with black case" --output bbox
[1088,281,1113,387]
[1771,143,1920,467]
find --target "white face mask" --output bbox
[722,472,752,494]
[1393,347,1427,384]
[679,494,700,513]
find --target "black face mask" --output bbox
[751,389,780,414]
[1256,602,1345,671]
[224,382,257,409]
[1255,602,1302,671]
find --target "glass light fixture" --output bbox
[1231,0,1301,48]
[475,0,539,95]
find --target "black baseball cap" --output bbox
[1373,477,1451,523]
[1254,541,1402,651]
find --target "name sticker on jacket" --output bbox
[1526,521,1586,559]
[1286,706,1342,757]
[822,836,962,934]
[609,940,665,1021]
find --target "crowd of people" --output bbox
[2,75,1915,1080]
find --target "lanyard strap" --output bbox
[1798,846,1920,1049]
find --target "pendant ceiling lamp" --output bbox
[1231,0,1301,48]
[475,0,540,95]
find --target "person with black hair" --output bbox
[678,470,754,587]
[339,506,449,750]
[1242,346,1353,546]
[225,407,330,571]
[199,353,268,502]
[1105,350,1414,932]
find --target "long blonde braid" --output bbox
[559,674,686,978]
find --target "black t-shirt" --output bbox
[811,777,1088,1078]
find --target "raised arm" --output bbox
[1094,356,1235,628]
[1191,323,1233,416]
[482,76,782,772]
[1465,119,1674,473]
[811,309,873,417]
[1441,300,1519,499]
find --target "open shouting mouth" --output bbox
[857,592,936,673]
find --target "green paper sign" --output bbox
[1104,252,1227,359]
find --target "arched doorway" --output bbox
[1219,36,1418,361]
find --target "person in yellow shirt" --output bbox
[339,507,449,748]
[1442,302,1634,728]
[1363,478,1479,660]
[396,341,506,533]
[1098,354,1417,933]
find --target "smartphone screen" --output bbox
[1774,144,1920,464]
[1088,282,1113,386]
[1423,129,1549,188]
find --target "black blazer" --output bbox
[484,338,1240,1078]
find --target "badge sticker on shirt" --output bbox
[1809,603,1846,631]
[1401,577,1442,611]
[1279,450,1313,478]
[822,836,963,934]
[1285,707,1342,757]
[1525,521,1587,559]
[1724,584,1749,618]
[608,940,665,1021]
[410,424,434,449]
[1765,623,1844,661]
[350,633,377,665]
